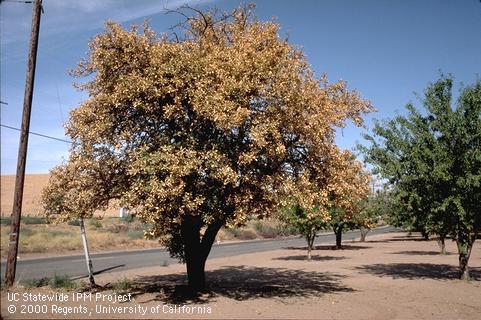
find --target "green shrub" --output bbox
[106,224,128,234]
[120,214,135,223]
[225,227,259,240]
[276,224,299,236]
[23,216,46,224]
[68,219,81,226]
[253,220,299,237]
[237,229,257,240]
[88,218,103,229]
[225,228,241,238]
[1,216,47,225]
[253,221,280,238]
[21,277,49,288]
[0,217,11,225]
[126,230,144,239]
[20,227,37,237]
[48,274,77,290]
[112,277,132,293]
[48,230,74,237]
[19,242,48,253]
[131,222,151,231]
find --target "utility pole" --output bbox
[5,0,42,287]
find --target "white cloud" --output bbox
[1,0,216,45]
[46,0,117,12]
[0,0,219,174]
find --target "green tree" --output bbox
[42,5,372,291]
[361,76,481,279]
[355,190,384,242]
[383,187,431,240]
[279,204,325,260]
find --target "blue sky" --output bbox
[1,0,480,174]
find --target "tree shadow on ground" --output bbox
[274,255,347,261]
[366,237,435,243]
[356,263,481,281]
[367,235,431,243]
[127,266,354,303]
[72,265,126,281]
[391,250,453,256]
[285,244,370,251]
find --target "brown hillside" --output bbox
[1,174,119,217]
[1,174,49,217]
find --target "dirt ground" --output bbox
[1,231,480,319]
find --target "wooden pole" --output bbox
[79,218,96,287]
[4,0,42,287]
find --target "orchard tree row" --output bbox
[278,175,384,260]
[361,76,481,280]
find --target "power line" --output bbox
[55,84,65,124]
[1,124,71,143]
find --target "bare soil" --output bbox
[1,231,480,319]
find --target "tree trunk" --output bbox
[181,215,224,292]
[336,231,342,249]
[181,215,204,291]
[334,225,343,249]
[307,239,312,260]
[421,229,429,240]
[360,227,369,242]
[185,255,206,291]
[306,233,315,260]
[437,235,446,255]
[457,232,476,280]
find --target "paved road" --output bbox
[1,226,396,282]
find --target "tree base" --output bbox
[460,271,471,281]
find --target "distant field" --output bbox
[1,174,49,217]
[1,174,119,217]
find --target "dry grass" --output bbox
[0,217,297,258]
[217,218,296,241]
[0,218,159,258]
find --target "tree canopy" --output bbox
[360,75,481,279]
[279,150,370,258]
[42,5,372,290]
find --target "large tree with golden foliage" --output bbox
[42,5,372,291]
